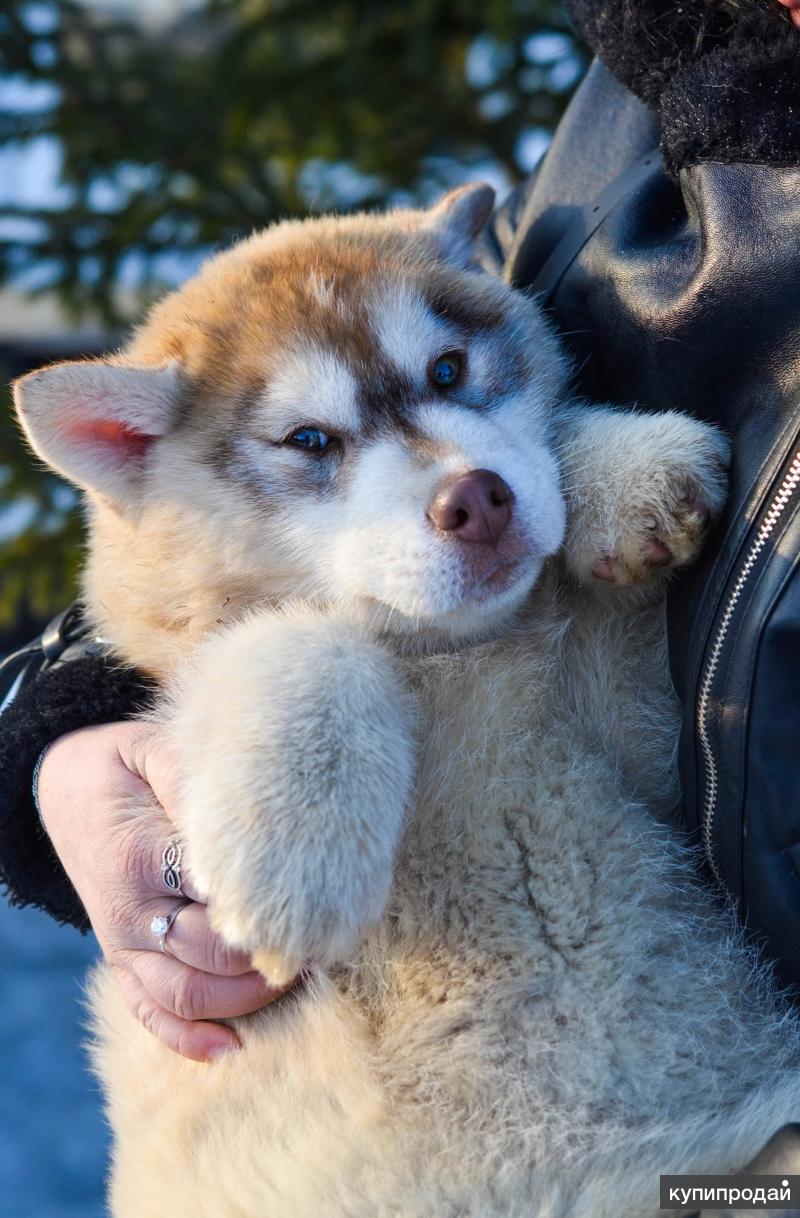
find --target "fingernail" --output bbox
[207,1042,240,1063]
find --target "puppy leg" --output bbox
[552,404,728,814]
[167,606,416,985]
[556,404,729,590]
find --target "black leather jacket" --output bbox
[485,56,800,988]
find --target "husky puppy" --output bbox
[13,185,800,1218]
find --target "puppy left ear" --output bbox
[423,183,496,268]
[13,359,183,506]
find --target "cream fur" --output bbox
[14,186,800,1217]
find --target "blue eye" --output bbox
[430,351,464,389]
[288,427,331,452]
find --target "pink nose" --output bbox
[427,469,513,544]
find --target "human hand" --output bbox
[37,721,288,1062]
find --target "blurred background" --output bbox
[0,1,587,1213]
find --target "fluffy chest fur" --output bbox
[347,595,791,1164]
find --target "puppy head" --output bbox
[14,185,569,651]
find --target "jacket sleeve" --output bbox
[0,654,155,929]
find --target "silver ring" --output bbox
[161,837,184,895]
[150,899,191,953]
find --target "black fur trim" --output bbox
[660,35,800,176]
[0,657,155,929]
[564,0,738,109]
[565,0,800,173]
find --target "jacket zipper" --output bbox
[697,450,800,885]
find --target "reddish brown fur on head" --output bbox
[13,185,570,675]
[125,207,506,415]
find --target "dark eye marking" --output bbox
[426,290,505,334]
[429,349,466,391]
[356,363,416,435]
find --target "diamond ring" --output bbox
[150,898,191,953]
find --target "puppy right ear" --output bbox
[13,360,183,505]
[423,182,496,268]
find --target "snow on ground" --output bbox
[0,900,107,1218]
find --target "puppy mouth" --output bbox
[473,558,520,594]
[343,527,544,637]
[420,548,542,638]
[453,535,538,601]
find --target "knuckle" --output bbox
[108,946,137,973]
[136,998,160,1037]
[112,962,168,1047]
[210,935,237,976]
[119,977,160,1038]
[116,819,154,894]
[104,891,139,939]
[171,971,204,1022]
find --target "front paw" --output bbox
[170,608,416,985]
[590,447,726,586]
[563,409,729,589]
